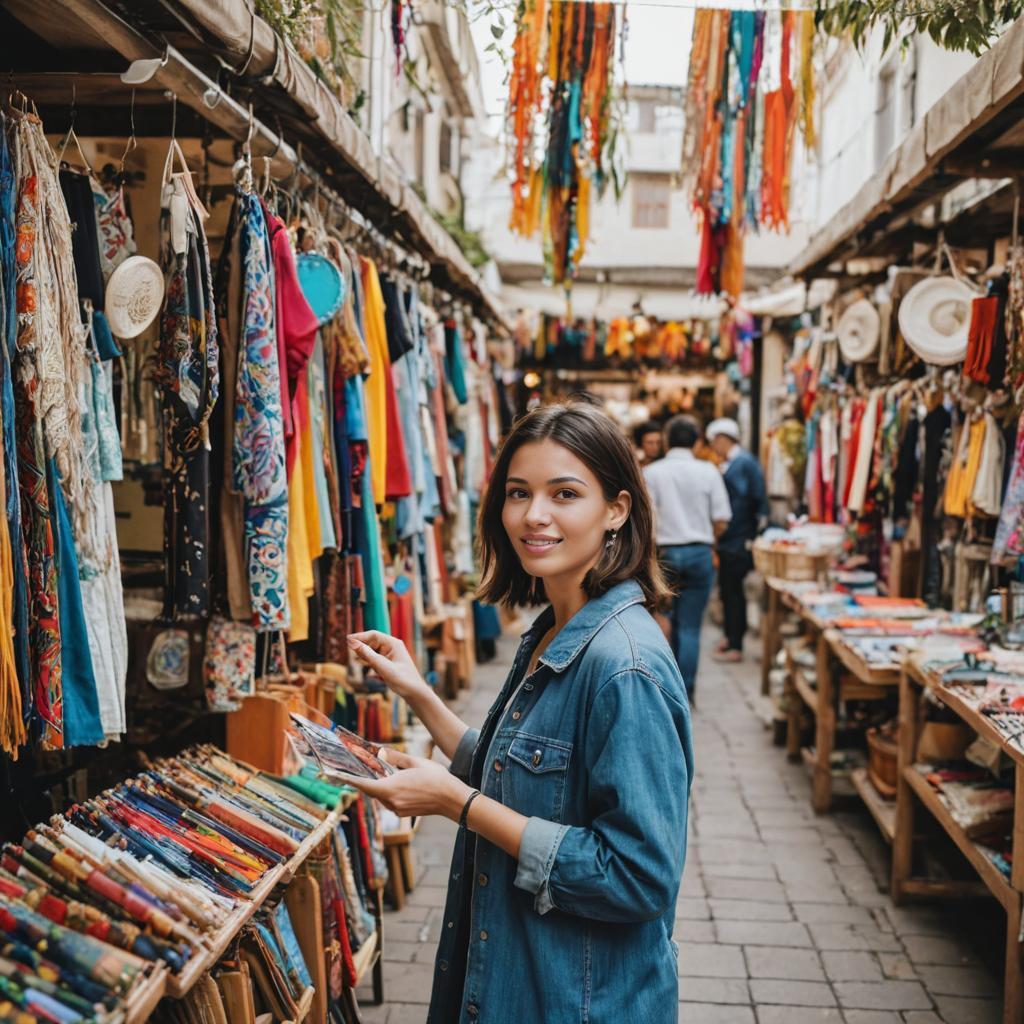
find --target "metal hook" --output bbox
[119,88,138,176]
[170,92,178,143]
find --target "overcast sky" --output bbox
[470,4,694,133]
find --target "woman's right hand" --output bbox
[347,631,430,702]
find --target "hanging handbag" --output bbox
[204,615,257,712]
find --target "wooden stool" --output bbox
[383,819,416,910]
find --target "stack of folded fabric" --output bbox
[0,746,335,1020]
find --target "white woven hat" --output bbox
[897,276,975,366]
[706,417,741,442]
[104,255,165,339]
[835,298,880,363]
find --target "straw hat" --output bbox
[897,276,975,366]
[296,252,345,325]
[104,255,165,339]
[835,298,880,363]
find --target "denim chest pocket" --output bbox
[502,732,573,822]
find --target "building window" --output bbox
[440,119,453,175]
[632,173,671,229]
[636,98,657,134]
[414,108,425,183]
[874,60,897,171]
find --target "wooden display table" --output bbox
[764,577,830,695]
[893,656,1023,1024]
[786,626,899,814]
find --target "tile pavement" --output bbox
[357,630,1003,1023]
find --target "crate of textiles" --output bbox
[0,745,381,1021]
[151,797,385,1024]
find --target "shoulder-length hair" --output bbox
[476,401,671,610]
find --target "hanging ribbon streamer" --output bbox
[683,8,816,297]
[507,0,624,287]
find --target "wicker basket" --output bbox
[866,727,898,798]
[753,541,830,581]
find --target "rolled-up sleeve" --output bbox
[514,817,570,914]
[448,727,479,783]
[513,668,692,923]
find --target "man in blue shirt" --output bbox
[707,418,768,663]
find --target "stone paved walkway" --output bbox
[358,628,1004,1024]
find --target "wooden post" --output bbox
[891,667,920,904]
[1004,894,1022,1024]
[785,650,802,762]
[1005,761,1024,1024]
[812,630,834,814]
[762,584,780,696]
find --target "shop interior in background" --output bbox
[0,1,513,1020]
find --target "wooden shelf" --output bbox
[291,984,316,1022]
[851,767,896,843]
[793,668,817,711]
[124,964,168,1024]
[903,766,1015,912]
[168,791,358,999]
[825,629,900,687]
[905,657,1024,768]
[352,929,379,986]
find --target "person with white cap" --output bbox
[706,417,768,662]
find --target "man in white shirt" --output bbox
[644,415,732,702]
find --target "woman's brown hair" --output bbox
[476,401,672,610]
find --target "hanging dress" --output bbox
[234,192,289,631]
[156,143,219,620]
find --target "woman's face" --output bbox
[502,439,631,590]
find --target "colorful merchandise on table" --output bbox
[0,746,328,1012]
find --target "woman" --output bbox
[346,402,693,1023]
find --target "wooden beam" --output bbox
[943,154,1024,178]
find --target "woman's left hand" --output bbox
[344,748,472,821]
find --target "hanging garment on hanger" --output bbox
[847,392,878,515]
[10,111,86,749]
[157,143,219,620]
[78,340,127,740]
[361,258,411,502]
[266,207,318,444]
[993,408,1024,560]
[944,416,985,518]
[212,199,252,624]
[234,192,289,632]
[0,119,31,733]
[970,411,1006,517]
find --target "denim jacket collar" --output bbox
[525,579,646,674]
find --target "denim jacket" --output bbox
[428,580,694,1024]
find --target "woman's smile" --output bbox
[521,533,563,553]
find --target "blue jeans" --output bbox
[660,544,714,695]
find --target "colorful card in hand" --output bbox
[288,713,395,781]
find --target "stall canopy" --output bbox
[2,0,509,330]
[790,16,1024,280]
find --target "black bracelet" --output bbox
[459,788,481,830]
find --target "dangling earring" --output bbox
[605,529,618,549]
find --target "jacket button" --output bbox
[532,750,542,766]
[467,1004,478,1017]
[493,759,502,773]
[480,930,488,941]
[477,873,488,886]
[447,920,454,929]
[511,710,521,720]
[524,683,534,691]
[439,960,448,972]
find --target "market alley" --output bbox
[359,631,1004,1024]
